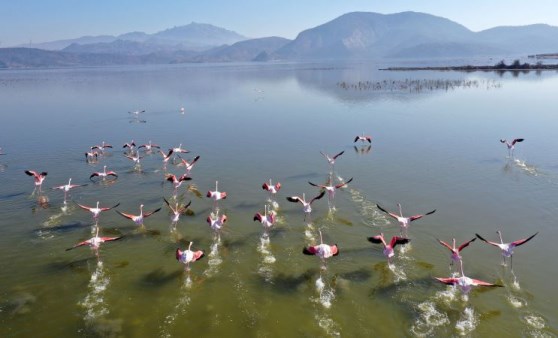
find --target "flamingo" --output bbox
[85,148,99,162]
[171,143,189,154]
[435,263,503,295]
[286,191,325,220]
[122,140,136,152]
[320,151,344,172]
[76,201,120,224]
[500,138,524,157]
[178,155,200,175]
[253,205,276,230]
[476,230,538,269]
[159,149,174,167]
[303,230,339,265]
[92,141,113,153]
[437,237,476,270]
[90,165,118,181]
[25,170,47,193]
[52,178,87,203]
[376,203,436,237]
[367,233,410,264]
[138,140,160,151]
[308,177,353,209]
[207,213,227,232]
[66,226,122,257]
[354,133,372,144]
[129,110,145,115]
[165,173,192,195]
[262,179,281,195]
[124,152,144,167]
[163,198,191,227]
[116,204,161,227]
[176,242,204,271]
[207,181,227,210]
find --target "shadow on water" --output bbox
[140,268,183,288]
[337,268,372,282]
[260,268,319,293]
[0,191,26,201]
[33,221,89,235]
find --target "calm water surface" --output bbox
[0,62,557,337]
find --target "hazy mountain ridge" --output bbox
[4,11,558,68]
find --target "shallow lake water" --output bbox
[0,61,557,337]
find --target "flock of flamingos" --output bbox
[1,134,538,299]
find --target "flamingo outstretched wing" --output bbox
[511,232,538,247]
[458,237,477,252]
[475,233,501,247]
[143,208,162,218]
[376,204,399,219]
[410,209,436,221]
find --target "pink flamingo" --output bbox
[159,149,174,168]
[85,147,99,162]
[138,140,160,151]
[308,177,353,209]
[163,198,191,228]
[476,230,538,269]
[435,263,502,295]
[500,138,524,157]
[124,152,144,167]
[66,227,122,257]
[116,204,161,227]
[178,155,200,175]
[92,141,113,153]
[303,230,339,265]
[25,170,47,193]
[376,203,436,237]
[52,178,87,203]
[176,242,204,271]
[207,213,227,232]
[354,133,372,144]
[320,151,344,172]
[122,140,136,153]
[367,233,410,264]
[286,191,325,221]
[77,201,120,225]
[165,173,192,195]
[437,237,476,270]
[207,181,227,210]
[262,179,281,196]
[90,165,118,181]
[253,205,276,230]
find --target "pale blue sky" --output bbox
[2,0,558,46]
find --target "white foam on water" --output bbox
[315,314,341,337]
[522,313,546,330]
[388,263,407,282]
[507,295,526,308]
[204,240,222,277]
[159,275,192,338]
[434,287,458,305]
[455,306,478,336]
[79,260,110,322]
[257,234,276,282]
[349,189,391,226]
[410,301,450,337]
[513,159,539,176]
[42,212,64,227]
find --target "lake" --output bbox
[0,61,557,337]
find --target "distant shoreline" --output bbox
[380,63,558,72]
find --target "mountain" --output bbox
[62,39,179,55]
[477,24,558,54]
[19,35,116,51]
[191,37,291,62]
[274,11,476,60]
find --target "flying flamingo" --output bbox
[25,170,48,193]
[308,177,353,209]
[90,165,118,181]
[286,191,325,221]
[320,151,344,172]
[159,149,174,168]
[376,203,436,237]
[435,263,502,295]
[116,204,161,228]
[76,201,120,225]
[207,181,227,210]
[262,179,281,197]
[85,148,99,162]
[354,133,372,144]
[253,205,276,231]
[138,140,160,152]
[500,138,524,157]
[122,140,136,153]
[367,233,410,265]
[171,144,189,154]
[165,173,192,195]
[437,237,476,271]
[476,230,538,269]
[163,197,191,228]
[52,178,87,203]
[303,230,339,267]
[92,141,113,153]
[178,155,200,175]
[207,213,227,232]
[176,242,204,271]
[124,152,144,167]
[66,227,122,257]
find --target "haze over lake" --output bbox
[1,61,557,337]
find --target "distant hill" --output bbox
[477,24,558,54]
[191,37,291,62]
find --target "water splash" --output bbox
[455,306,478,336]
[522,313,547,330]
[348,188,390,226]
[388,262,407,282]
[257,233,276,282]
[513,158,540,176]
[203,236,222,278]
[410,301,450,337]
[507,295,527,308]
[159,275,192,338]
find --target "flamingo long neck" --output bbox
[96,201,100,209]
[103,166,107,174]
[188,242,193,251]
[140,205,144,216]
[459,260,465,277]
[303,193,306,203]
[68,178,72,185]
[215,181,219,192]
[95,226,99,238]
[452,238,456,250]
[264,205,267,217]
[319,230,323,245]
[497,231,504,244]
[398,204,403,217]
